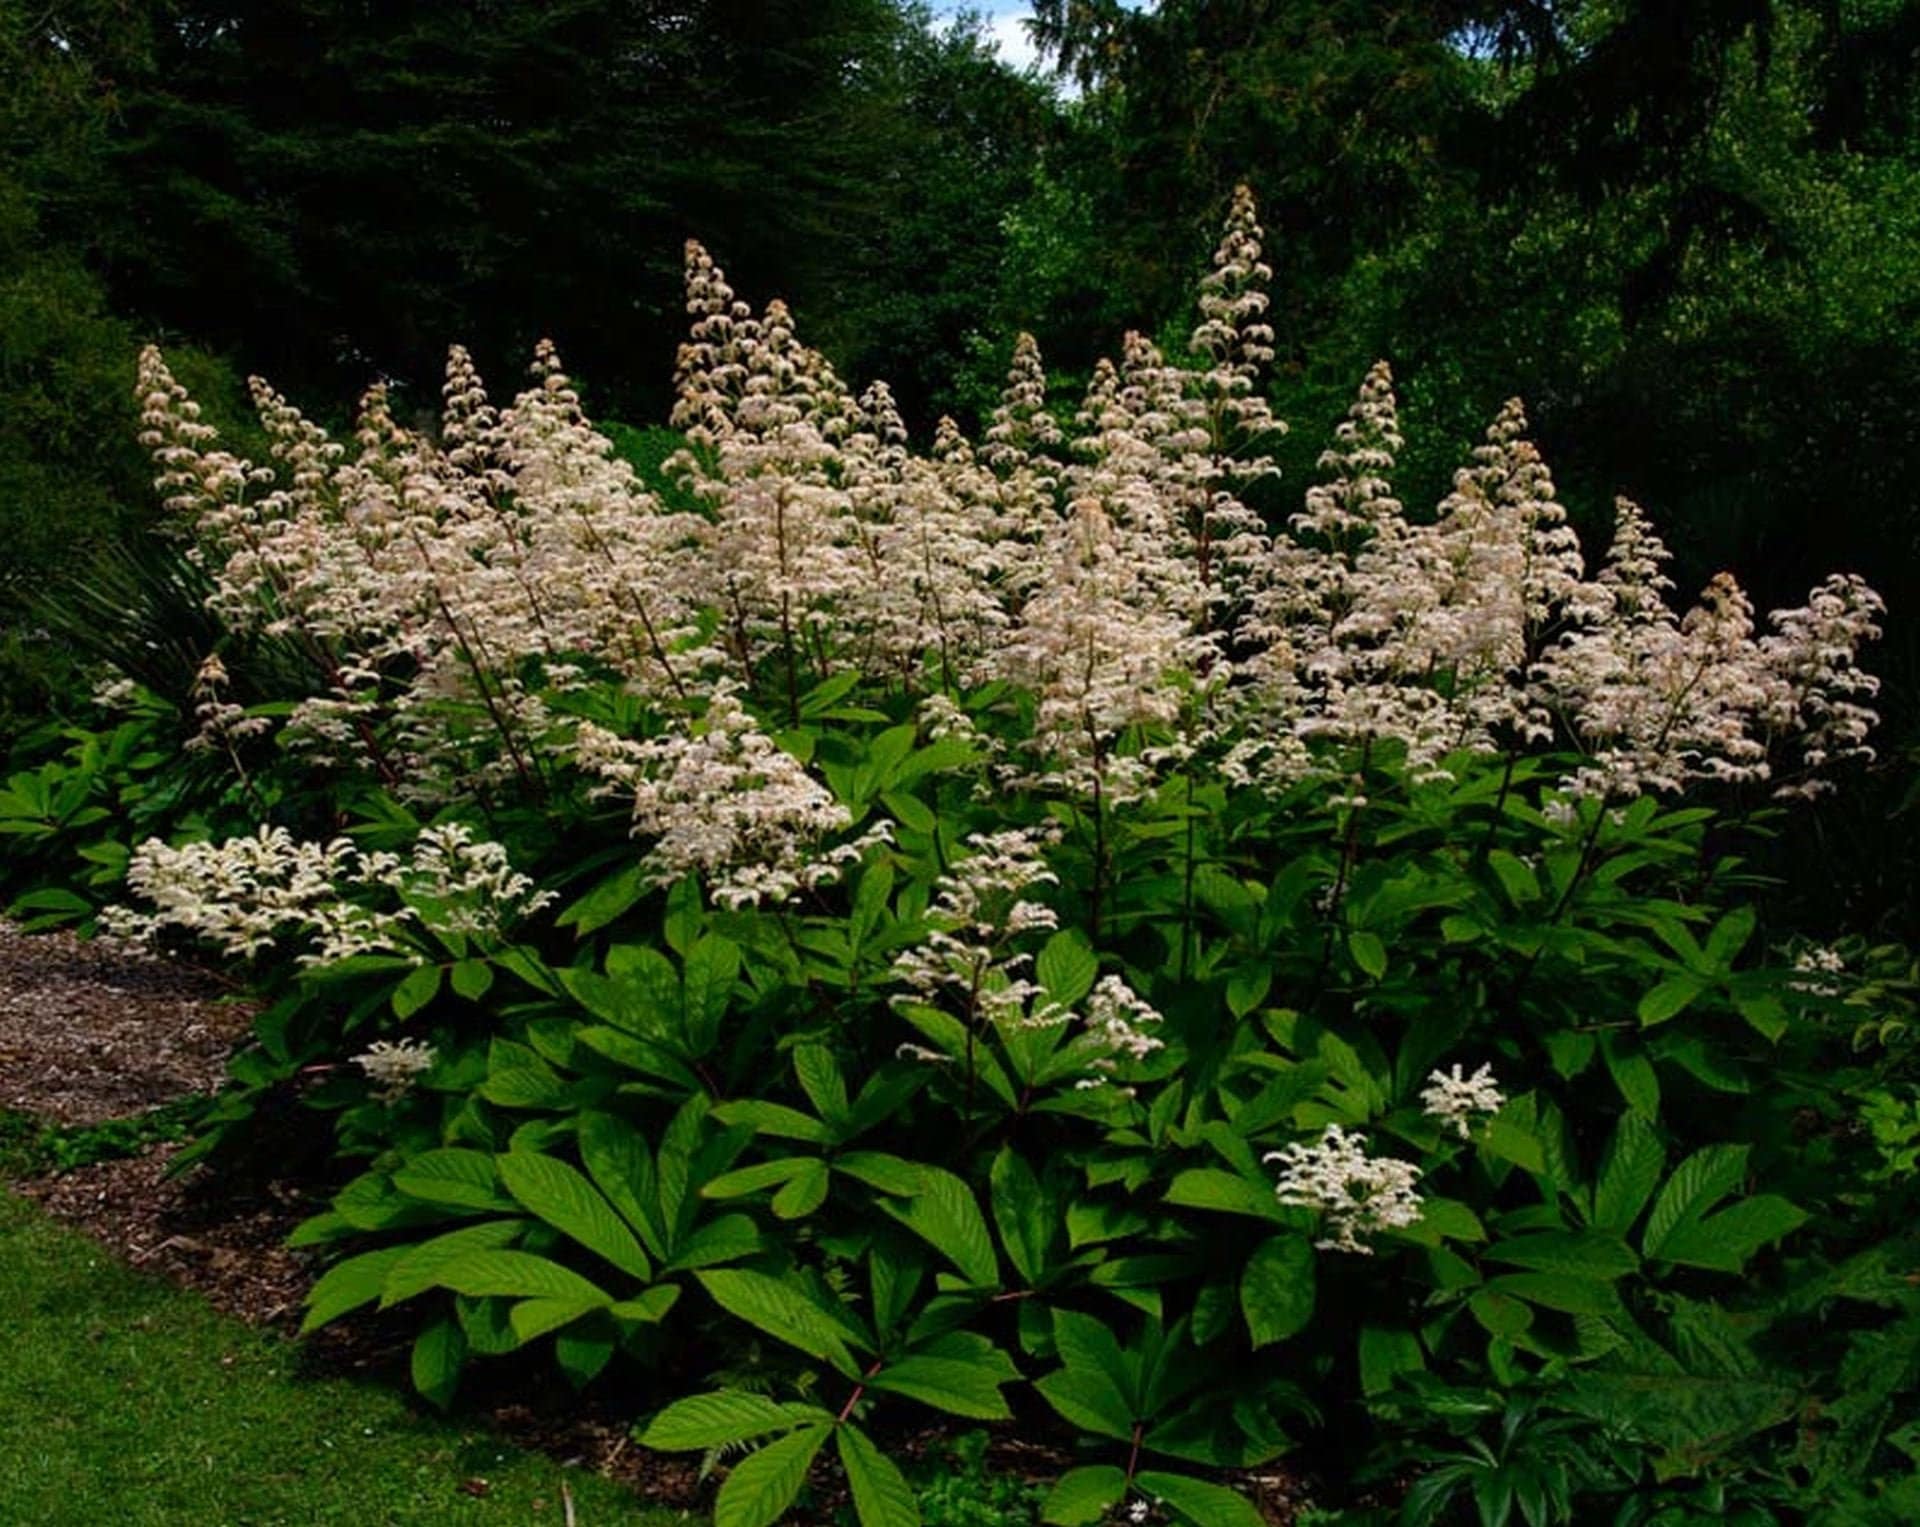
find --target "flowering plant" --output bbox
[32,188,1920,1524]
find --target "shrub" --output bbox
[70,190,1920,1525]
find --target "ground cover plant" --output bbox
[8,190,1919,1524]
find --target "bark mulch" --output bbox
[0,919,252,1126]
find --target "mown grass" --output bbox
[0,1190,694,1525]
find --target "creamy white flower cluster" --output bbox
[890,826,1063,1026]
[1419,1063,1506,1139]
[1266,1124,1425,1255]
[1791,945,1848,997]
[576,684,888,909]
[353,1038,437,1103]
[102,823,550,965]
[133,184,1884,848]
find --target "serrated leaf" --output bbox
[1592,1113,1666,1235]
[696,1269,860,1375]
[1488,1272,1625,1316]
[1639,976,1707,1026]
[1225,964,1272,1018]
[555,1327,616,1386]
[1602,1035,1660,1117]
[429,1249,613,1305]
[509,1296,600,1345]
[838,1424,921,1527]
[1347,930,1387,979]
[1487,850,1541,906]
[641,1390,800,1450]
[1164,1168,1284,1221]
[711,1100,831,1143]
[1037,931,1099,1008]
[1034,1368,1135,1442]
[382,1219,528,1306]
[703,1158,813,1200]
[714,1424,831,1527]
[557,861,648,935]
[772,1157,831,1219]
[990,1147,1052,1287]
[1358,1325,1424,1396]
[1485,1232,1638,1279]
[302,1246,412,1333]
[391,963,441,1019]
[1041,1465,1128,1525]
[498,1151,652,1280]
[870,1352,1014,1420]
[410,1314,466,1409]
[577,1111,663,1258]
[1137,1471,1266,1527]
[391,1149,511,1211]
[1643,1144,1750,1259]
[1240,1233,1314,1347]
[449,958,494,1001]
[793,1045,850,1128]
[877,1168,998,1287]
[1656,1195,1808,1272]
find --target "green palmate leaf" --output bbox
[1485,1231,1639,1279]
[1642,1145,1750,1259]
[772,1158,832,1219]
[498,1151,652,1280]
[793,1045,850,1128]
[1041,1465,1128,1525]
[1638,976,1708,1026]
[641,1390,800,1450]
[558,861,649,936]
[382,1219,528,1306]
[508,1296,601,1345]
[990,1147,1052,1286]
[391,1148,512,1211]
[1487,849,1542,906]
[410,1314,467,1410]
[1489,1272,1626,1317]
[682,934,741,1052]
[449,956,495,1002]
[870,1351,1014,1420]
[696,1269,860,1375]
[835,1151,928,1196]
[877,1168,998,1287]
[703,1158,814,1200]
[1136,1471,1267,1527]
[555,1328,616,1386]
[1358,1325,1425,1396]
[1037,930,1099,1008]
[390,963,441,1019]
[302,1246,413,1334]
[606,1284,681,1327]
[1591,1113,1666,1235]
[428,1249,613,1305]
[1656,1195,1808,1272]
[1601,1035,1660,1117]
[1164,1168,1284,1221]
[1034,1368,1135,1442]
[837,1423,921,1527]
[1240,1234,1315,1347]
[712,1100,831,1144]
[576,1111,663,1257]
[1347,930,1388,979]
[714,1423,831,1527]
[666,1213,763,1271]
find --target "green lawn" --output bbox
[0,1191,691,1525]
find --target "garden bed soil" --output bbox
[0,919,252,1126]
